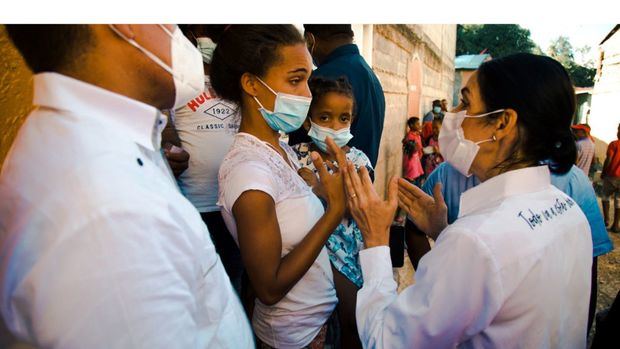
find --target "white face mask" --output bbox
[109,24,204,109]
[196,37,217,64]
[438,109,503,177]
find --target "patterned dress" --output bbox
[291,142,373,287]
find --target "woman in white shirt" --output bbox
[336,53,593,348]
[210,25,344,348]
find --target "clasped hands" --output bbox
[300,137,449,248]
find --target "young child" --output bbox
[402,117,424,186]
[422,118,444,176]
[291,76,371,349]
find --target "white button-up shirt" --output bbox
[357,166,592,348]
[0,73,253,348]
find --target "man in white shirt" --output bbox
[0,24,253,348]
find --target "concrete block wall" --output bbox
[590,30,620,145]
[371,24,456,197]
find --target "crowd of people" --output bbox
[0,23,618,349]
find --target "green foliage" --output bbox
[548,36,574,67]
[456,24,536,58]
[456,26,597,87]
[547,36,596,87]
[566,64,596,87]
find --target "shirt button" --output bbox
[137,158,143,166]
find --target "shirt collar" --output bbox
[459,166,551,218]
[33,72,165,151]
[319,44,359,66]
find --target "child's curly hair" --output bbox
[308,76,356,116]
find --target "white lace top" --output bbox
[217,132,337,348]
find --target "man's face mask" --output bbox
[196,37,217,64]
[109,24,204,109]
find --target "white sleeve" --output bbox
[356,230,504,349]
[220,160,278,211]
[16,205,218,349]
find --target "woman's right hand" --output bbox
[397,179,448,240]
[310,137,346,218]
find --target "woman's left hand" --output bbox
[329,139,399,248]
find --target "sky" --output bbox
[522,23,616,66]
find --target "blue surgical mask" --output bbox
[253,77,312,133]
[433,106,442,114]
[308,121,354,153]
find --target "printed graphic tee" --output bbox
[174,75,240,212]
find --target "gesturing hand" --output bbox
[298,167,327,200]
[327,137,398,248]
[310,138,346,218]
[397,179,448,240]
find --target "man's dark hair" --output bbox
[432,99,441,107]
[5,25,92,73]
[178,24,229,44]
[210,25,305,104]
[477,53,576,174]
[303,24,353,39]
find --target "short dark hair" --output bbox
[432,100,441,107]
[210,25,305,104]
[477,53,576,174]
[407,117,419,127]
[303,24,353,39]
[5,25,92,73]
[308,76,355,116]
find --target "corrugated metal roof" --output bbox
[455,54,492,70]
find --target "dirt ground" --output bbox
[597,230,619,313]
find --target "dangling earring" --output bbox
[492,135,497,141]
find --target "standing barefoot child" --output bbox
[292,76,372,349]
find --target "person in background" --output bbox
[422,118,444,176]
[402,117,424,187]
[347,53,592,348]
[0,24,253,348]
[422,99,443,123]
[572,123,595,176]
[211,25,344,349]
[160,24,243,292]
[602,123,620,233]
[292,76,371,349]
[288,24,385,168]
[440,98,449,113]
